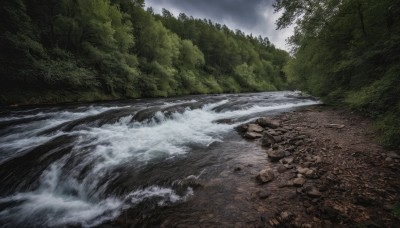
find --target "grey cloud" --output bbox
[145,0,293,50]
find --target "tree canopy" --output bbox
[0,0,289,104]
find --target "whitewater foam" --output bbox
[0,92,320,227]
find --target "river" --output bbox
[0,91,319,227]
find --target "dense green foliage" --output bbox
[0,0,289,104]
[275,0,400,148]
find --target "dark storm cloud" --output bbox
[145,0,294,50]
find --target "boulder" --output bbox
[244,132,263,139]
[247,124,264,133]
[235,124,248,133]
[267,149,285,162]
[262,132,283,146]
[256,117,280,129]
[256,168,275,183]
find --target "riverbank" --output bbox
[112,105,400,227]
[238,105,400,227]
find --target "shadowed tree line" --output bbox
[275,0,400,148]
[0,0,289,104]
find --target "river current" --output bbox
[0,92,318,227]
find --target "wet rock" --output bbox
[235,124,248,134]
[244,132,263,139]
[131,107,162,122]
[180,176,203,188]
[262,133,274,146]
[267,149,285,162]
[256,117,280,129]
[262,132,283,146]
[257,168,275,183]
[247,124,264,133]
[214,118,234,124]
[293,177,306,186]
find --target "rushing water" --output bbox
[0,92,318,227]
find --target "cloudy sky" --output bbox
[145,0,294,51]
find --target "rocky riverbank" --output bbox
[108,105,400,227]
[236,105,400,227]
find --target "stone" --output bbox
[244,131,262,139]
[266,129,279,136]
[273,136,284,143]
[234,166,242,172]
[258,190,271,199]
[247,124,264,133]
[314,156,322,163]
[235,124,248,133]
[261,132,283,146]
[284,164,293,169]
[282,157,294,164]
[295,140,303,146]
[306,186,322,198]
[287,146,296,152]
[387,152,400,159]
[325,124,345,129]
[305,169,316,178]
[277,165,287,173]
[256,117,280,129]
[280,211,294,221]
[261,132,274,146]
[267,149,285,162]
[257,168,275,183]
[297,167,312,174]
[355,195,374,206]
[293,177,306,186]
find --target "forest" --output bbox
[274,0,400,148]
[0,0,288,104]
